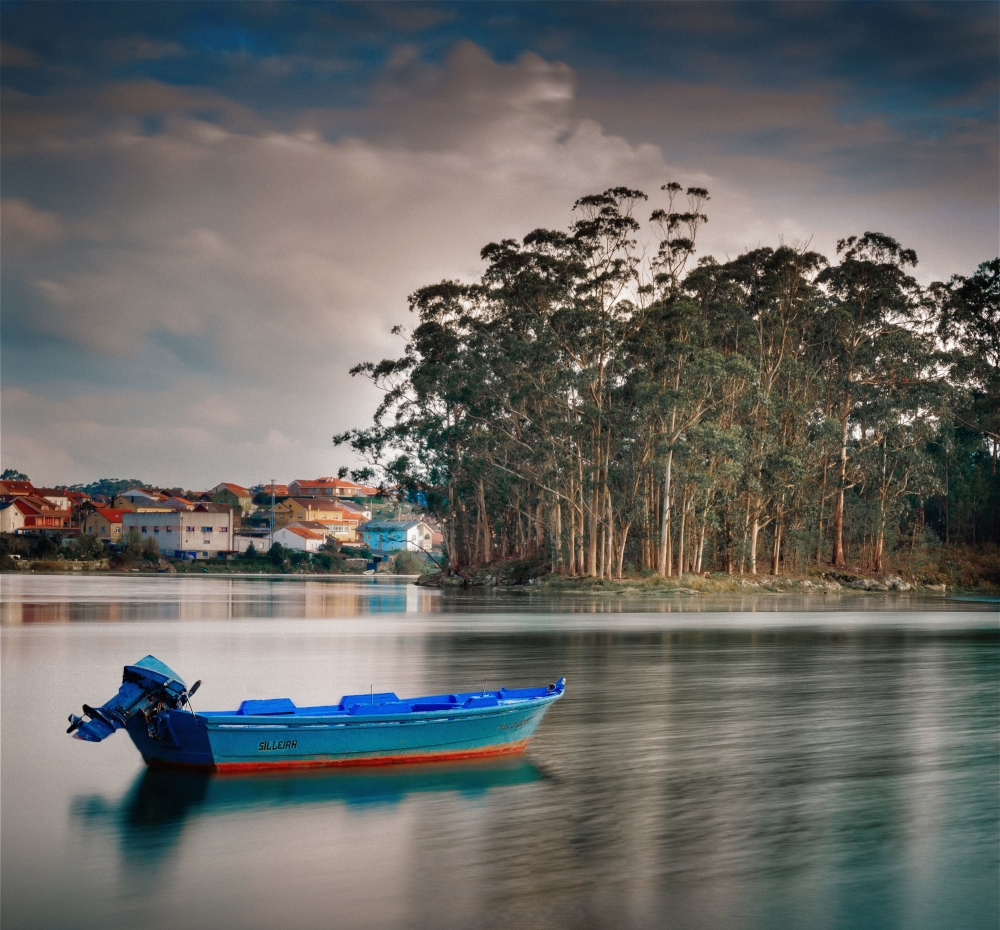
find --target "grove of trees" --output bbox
[337,186,999,579]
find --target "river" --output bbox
[2,574,997,930]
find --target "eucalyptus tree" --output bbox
[815,233,925,567]
[933,258,1000,465]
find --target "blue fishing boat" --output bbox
[67,656,565,772]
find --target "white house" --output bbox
[34,488,71,509]
[361,519,433,553]
[0,500,26,534]
[273,525,325,552]
[122,503,233,558]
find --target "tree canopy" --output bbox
[337,186,999,578]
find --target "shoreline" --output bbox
[2,565,996,599]
[415,568,998,598]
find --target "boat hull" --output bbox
[126,696,557,773]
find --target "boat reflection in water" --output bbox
[72,757,543,865]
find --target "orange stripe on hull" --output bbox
[148,739,530,775]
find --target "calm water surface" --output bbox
[2,575,998,930]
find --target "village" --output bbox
[0,476,443,573]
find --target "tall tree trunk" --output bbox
[832,401,850,567]
[553,501,563,573]
[658,450,673,576]
[873,520,885,575]
[447,483,457,575]
[605,488,614,580]
[616,522,631,579]
[739,495,750,574]
[677,485,688,576]
[478,480,491,564]
[696,496,709,574]
[749,506,760,575]
[568,476,577,575]
[588,481,599,577]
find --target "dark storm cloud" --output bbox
[1,2,996,486]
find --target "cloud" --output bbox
[1,198,66,251]
[3,45,686,485]
[102,35,186,63]
[1,35,997,486]
[0,42,40,68]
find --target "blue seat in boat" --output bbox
[348,702,412,716]
[237,698,296,716]
[338,692,401,710]
[463,695,499,708]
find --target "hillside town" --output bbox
[0,474,442,573]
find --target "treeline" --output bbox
[68,478,146,498]
[338,186,999,578]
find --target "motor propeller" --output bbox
[67,702,120,734]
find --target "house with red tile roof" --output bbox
[273,525,326,552]
[0,495,71,534]
[82,508,126,542]
[256,483,290,498]
[210,483,253,512]
[0,480,35,497]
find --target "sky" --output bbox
[2,1,997,490]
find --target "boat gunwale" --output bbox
[192,692,560,729]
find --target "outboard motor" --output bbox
[67,655,200,743]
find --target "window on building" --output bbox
[218,527,227,533]
[153,526,160,533]
[201,526,212,533]
[141,526,147,533]
[100,527,105,535]
[186,526,194,532]
[166,526,173,533]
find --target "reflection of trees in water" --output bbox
[410,627,1000,926]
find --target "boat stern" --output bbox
[67,655,198,745]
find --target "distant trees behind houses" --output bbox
[69,478,146,498]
